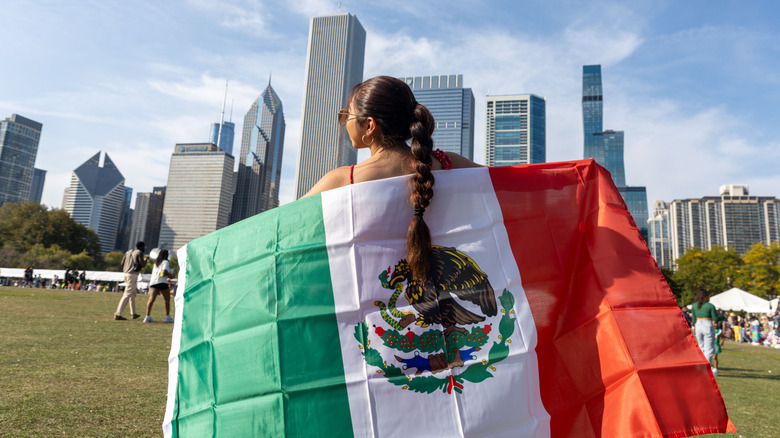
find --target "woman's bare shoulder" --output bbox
[302,166,352,198]
[446,152,484,169]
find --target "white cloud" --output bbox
[185,0,269,36]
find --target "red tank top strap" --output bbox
[431,149,453,169]
[349,164,355,184]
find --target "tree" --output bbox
[660,267,684,306]
[68,251,95,270]
[673,246,742,305]
[0,202,102,267]
[734,242,780,297]
[21,244,72,269]
[104,251,124,272]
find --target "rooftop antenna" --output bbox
[216,80,229,150]
[337,2,342,12]
[229,99,234,123]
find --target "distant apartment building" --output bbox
[158,143,234,252]
[129,186,165,250]
[485,94,546,166]
[400,74,475,160]
[648,185,780,269]
[294,13,366,199]
[63,152,126,253]
[0,114,43,206]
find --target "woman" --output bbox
[305,76,480,281]
[143,249,175,323]
[691,289,719,375]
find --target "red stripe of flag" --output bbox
[489,160,733,437]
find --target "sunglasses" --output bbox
[337,109,358,126]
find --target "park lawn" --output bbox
[1,287,173,437]
[1,287,779,437]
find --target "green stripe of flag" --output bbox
[172,194,353,437]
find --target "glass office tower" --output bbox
[0,114,42,206]
[231,82,286,224]
[400,75,475,160]
[209,122,235,156]
[582,65,647,241]
[485,94,546,166]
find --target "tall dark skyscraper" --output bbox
[129,186,165,250]
[582,65,648,240]
[28,168,46,204]
[230,82,286,224]
[114,186,134,251]
[0,114,43,206]
[400,75,475,160]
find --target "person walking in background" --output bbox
[79,270,86,290]
[691,289,719,376]
[143,249,175,323]
[114,241,146,321]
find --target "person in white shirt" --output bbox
[143,249,175,323]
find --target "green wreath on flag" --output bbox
[354,289,516,394]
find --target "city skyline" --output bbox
[2,2,779,210]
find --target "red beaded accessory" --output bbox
[431,149,452,169]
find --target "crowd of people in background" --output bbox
[2,266,123,292]
[683,304,780,349]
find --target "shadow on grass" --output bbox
[718,367,779,381]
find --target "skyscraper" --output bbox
[399,75,475,160]
[582,65,648,240]
[28,168,46,204]
[209,121,235,156]
[114,186,134,251]
[63,152,126,253]
[485,94,546,166]
[294,13,366,199]
[0,114,43,206]
[158,143,234,252]
[231,82,286,224]
[648,185,780,269]
[129,186,165,250]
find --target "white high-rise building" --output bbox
[485,94,546,166]
[294,13,366,199]
[648,185,780,269]
[158,143,235,252]
[63,152,125,253]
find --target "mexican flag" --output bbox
[164,160,732,437]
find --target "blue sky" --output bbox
[2,0,779,210]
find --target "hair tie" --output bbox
[414,206,425,217]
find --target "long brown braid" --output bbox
[346,76,437,282]
[406,103,435,282]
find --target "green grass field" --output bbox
[1,287,778,437]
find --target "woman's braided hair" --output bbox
[348,76,436,282]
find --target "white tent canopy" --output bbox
[0,267,148,283]
[710,287,772,314]
[771,298,779,312]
